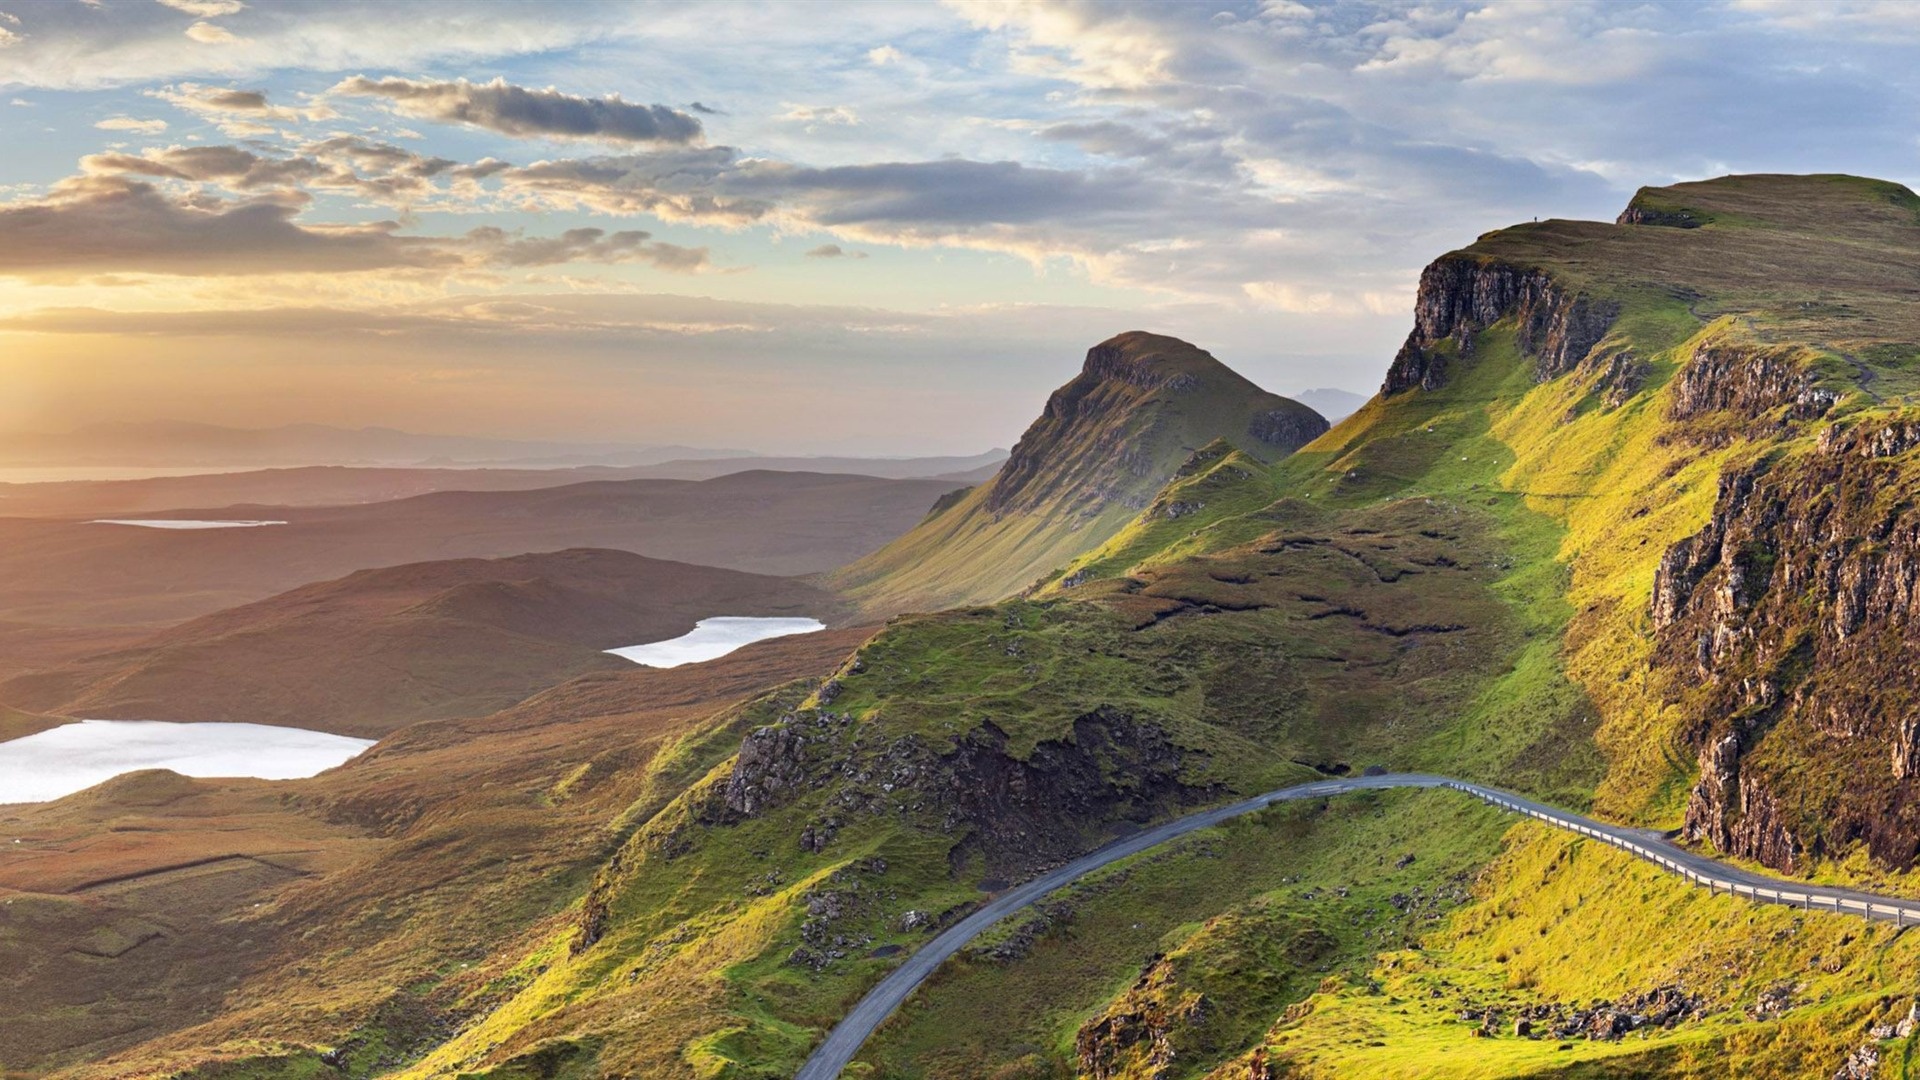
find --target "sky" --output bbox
[0,0,1916,455]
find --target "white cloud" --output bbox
[1727,0,1920,37]
[951,0,1178,90]
[0,2,610,90]
[867,44,905,65]
[331,75,705,144]
[779,103,860,127]
[185,20,238,44]
[95,116,170,133]
[156,0,245,15]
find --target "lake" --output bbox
[0,719,375,804]
[607,616,826,668]
[89,519,289,529]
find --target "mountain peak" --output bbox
[1076,331,1249,394]
[831,331,1326,613]
[994,331,1323,516]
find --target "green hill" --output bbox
[827,330,1328,615]
[16,175,1920,1080]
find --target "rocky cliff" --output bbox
[1655,415,1920,870]
[1381,254,1620,394]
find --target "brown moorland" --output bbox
[0,469,957,676]
[0,624,874,1077]
[1,547,843,738]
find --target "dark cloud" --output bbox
[0,175,447,279]
[82,137,470,204]
[0,174,708,280]
[465,225,709,272]
[805,243,866,259]
[499,148,770,222]
[331,75,705,145]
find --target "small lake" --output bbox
[0,720,374,804]
[89,519,289,529]
[607,616,827,668]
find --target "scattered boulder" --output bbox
[1833,1042,1880,1080]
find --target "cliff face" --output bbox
[1654,417,1920,871]
[1666,338,1839,443]
[1381,254,1620,394]
[710,703,1217,880]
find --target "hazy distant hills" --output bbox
[3,548,840,738]
[0,450,1009,518]
[830,330,1328,613]
[0,470,963,638]
[0,420,753,470]
[1291,387,1366,422]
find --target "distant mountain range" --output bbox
[0,420,746,469]
[0,450,1010,518]
[1290,387,1367,422]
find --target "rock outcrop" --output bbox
[1654,416,1920,870]
[713,703,1218,878]
[1382,254,1619,394]
[1666,339,1838,442]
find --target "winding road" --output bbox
[795,771,1920,1080]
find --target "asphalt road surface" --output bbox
[794,771,1920,1079]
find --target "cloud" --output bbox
[463,225,709,272]
[331,75,705,144]
[1727,0,1920,39]
[498,148,771,222]
[780,103,860,127]
[95,116,170,133]
[1242,281,1411,317]
[79,137,485,206]
[150,82,337,124]
[0,175,449,280]
[0,24,19,49]
[805,243,867,259]
[0,3,618,91]
[156,0,245,15]
[956,0,1178,90]
[0,172,712,282]
[185,20,238,44]
[867,44,904,65]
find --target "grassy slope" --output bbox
[1,630,874,1080]
[29,176,1920,1080]
[0,702,69,741]
[840,175,1920,1079]
[363,326,1595,1080]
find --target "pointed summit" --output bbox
[985,331,1325,517]
[831,331,1326,614]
